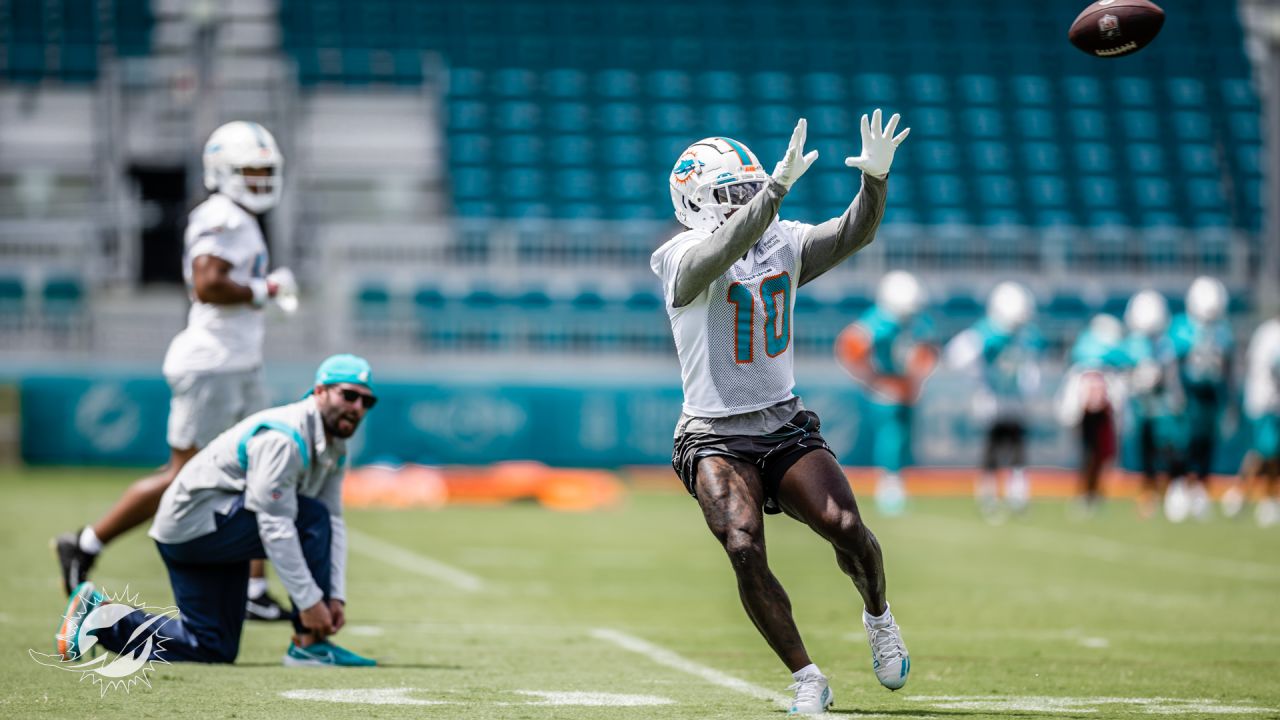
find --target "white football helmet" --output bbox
[203,121,284,214]
[669,137,771,232]
[1089,313,1125,346]
[1186,276,1227,323]
[877,270,925,321]
[987,281,1035,332]
[1125,290,1169,336]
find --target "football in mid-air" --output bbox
[1068,0,1165,58]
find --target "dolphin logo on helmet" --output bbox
[669,137,771,232]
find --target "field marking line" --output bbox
[281,689,449,705]
[590,628,790,709]
[347,527,484,592]
[914,512,1280,583]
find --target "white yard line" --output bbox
[347,528,485,592]
[590,628,790,709]
[917,513,1280,583]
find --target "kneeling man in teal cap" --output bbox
[56,354,378,667]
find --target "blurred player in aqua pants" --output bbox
[1057,314,1130,515]
[1166,276,1235,522]
[1122,290,1187,519]
[1236,312,1280,526]
[945,281,1042,519]
[836,271,938,516]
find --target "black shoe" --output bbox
[246,590,290,622]
[54,530,97,596]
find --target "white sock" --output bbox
[792,663,823,680]
[863,602,893,627]
[1007,468,1029,503]
[78,527,103,555]
[247,577,268,598]
[976,473,997,500]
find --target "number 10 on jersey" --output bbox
[727,272,791,363]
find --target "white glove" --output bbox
[771,118,820,189]
[844,108,910,179]
[267,267,299,315]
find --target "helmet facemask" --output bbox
[203,121,285,214]
[215,165,282,214]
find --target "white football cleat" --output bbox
[864,607,910,690]
[1257,498,1279,528]
[787,670,833,715]
[1189,483,1212,521]
[1220,484,1246,518]
[1164,480,1190,523]
[876,474,907,517]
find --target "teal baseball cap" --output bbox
[305,353,374,396]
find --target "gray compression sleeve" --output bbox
[796,174,889,286]
[671,178,789,308]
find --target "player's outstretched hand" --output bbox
[844,109,910,179]
[771,118,819,189]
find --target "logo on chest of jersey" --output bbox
[754,232,783,259]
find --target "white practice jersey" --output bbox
[652,218,810,417]
[1245,318,1280,418]
[162,193,268,376]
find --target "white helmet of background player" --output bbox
[1089,313,1125,346]
[1186,276,1227,323]
[203,121,284,214]
[987,281,1035,333]
[670,137,772,232]
[1125,290,1169,336]
[877,270,926,321]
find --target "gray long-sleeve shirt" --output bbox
[150,397,349,609]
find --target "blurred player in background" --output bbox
[655,111,910,714]
[1166,276,1234,522]
[1238,310,1280,526]
[1122,290,1186,519]
[945,281,1041,520]
[56,355,377,667]
[1058,314,1129,516]
[836,270,937,517]
[54,121,299,620]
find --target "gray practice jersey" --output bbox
[150,397,348,609]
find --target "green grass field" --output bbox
[2,466,1278,719]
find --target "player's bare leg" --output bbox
[92,446,198,543]
[54,446,197,594]
[694,455,812,672]
[776,451,885,614]
[777,450,909,690]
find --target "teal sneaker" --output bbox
[56,581,104,661]
[283,640,377,667]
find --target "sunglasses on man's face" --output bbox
[335,387,378,409]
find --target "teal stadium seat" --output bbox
[274,0,1263,247]
[0,277,24,314]
[42,277,83,312]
